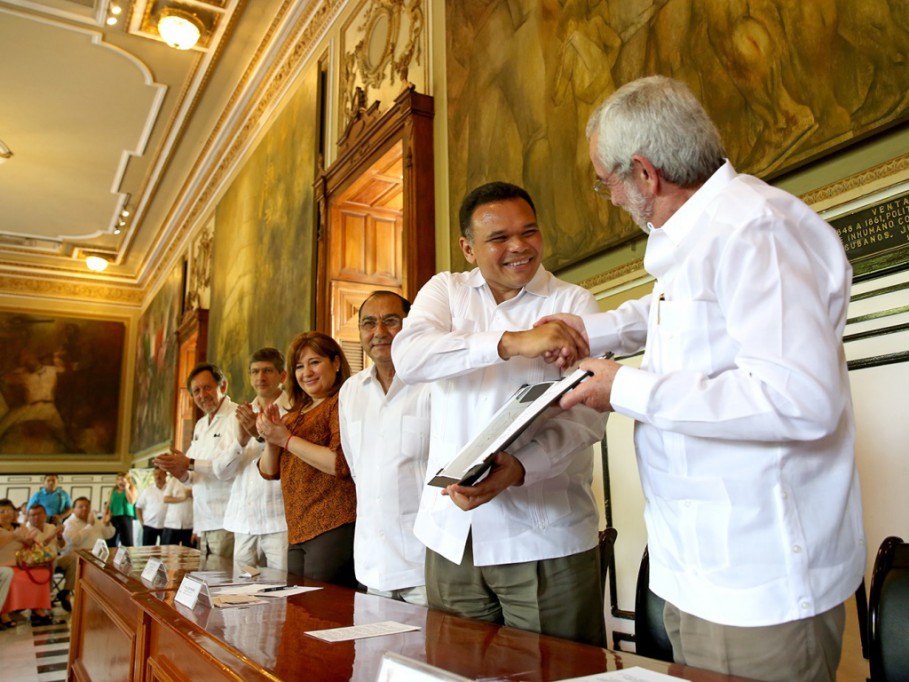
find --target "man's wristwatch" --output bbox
[187,458,195,472]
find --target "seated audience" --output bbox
[135,467,168,546]
[0,500,56,626]
[62,497,115,552]
[257,332,357,585]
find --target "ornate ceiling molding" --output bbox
[0,274,143,306]
[139,0,345,298]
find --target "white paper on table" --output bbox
[557,668,679,682]
[305,620,420,643]
[210,594,268,608]
[211,583,285,596]
[256,586,320,598]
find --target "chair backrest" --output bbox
[634,545,673,662]
[869,535,909,682]
[599,526,618,588]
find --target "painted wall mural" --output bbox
[446,0,909,271]
[130,264,182,455]
[0,311,124,456]
[209,63,320,397]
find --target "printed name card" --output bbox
[175,576,204,609]
[91,539,110,561]
[113,548,132,571]
[140,558,168,585]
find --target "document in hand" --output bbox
[428,356,610,488]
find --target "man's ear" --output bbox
[632,154,660,194]
[459,235,477,264]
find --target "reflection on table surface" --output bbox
[81,547,754,682]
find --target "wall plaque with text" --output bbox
[830,192,909,277]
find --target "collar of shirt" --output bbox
[465,264,552,301]
[645,160,736,278]
[361,365,407,400]
[251,390,292,414]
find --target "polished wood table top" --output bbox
[89,546,754,682]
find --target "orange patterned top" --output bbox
[274,394,357,545]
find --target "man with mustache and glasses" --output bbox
[391,181,607,646]
[339,291,430,605]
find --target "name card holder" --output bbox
[175,576,205,609]
[140,558,168,585]
[113,548,132,572]
[91,539,110,562]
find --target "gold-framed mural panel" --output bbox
[0,307,128,471]
[447,0,909,271]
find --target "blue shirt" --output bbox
[27,487,72,518]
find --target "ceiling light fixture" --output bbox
[157,8,204,50]
[86,256,110,272]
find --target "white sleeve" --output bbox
[611,222,850,442]
[391,274,504,384]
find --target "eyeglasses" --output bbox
[593,175,620,199]
[359,315,403,331]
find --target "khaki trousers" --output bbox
[426,539,605,647]
[664,600,846,682]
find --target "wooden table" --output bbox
[68,546,752,682]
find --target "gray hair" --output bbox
[586,76,726,187]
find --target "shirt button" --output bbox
[683,500,691,508]
[792,545,802,553]
[800,601,810,610]
[781,490,788,500]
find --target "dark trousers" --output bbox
[287,523,356,588]
[161,527,193,547]
[142,525,163,546]
[108,515,134,547]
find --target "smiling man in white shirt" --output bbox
[543,76,865,682]
[339,291,431,605]
[391,182,607,646]
[155,363,237,560]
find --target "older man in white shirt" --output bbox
[544,76,865,682]
[213,348,290,570]
[391,182,607,646]
[340,291,431,605]
[156,363,237,559]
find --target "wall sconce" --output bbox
[86,256,110,272]
[158,7,204,50]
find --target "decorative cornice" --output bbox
[578,258,646,292]
[801,153,909,206]
[0,274,144,305]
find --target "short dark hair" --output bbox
[249,347,285,373]
[458,182,536,239]
[186,363,226,391]
[28,504,48,517]
[0,498,15,512]
[73,496,90,506]
[358,291,412,321]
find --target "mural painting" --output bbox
[209,64,320,394]
[130,264,183,454]
[447,0,909,270]
[0,311,124,455]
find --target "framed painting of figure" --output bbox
[0,309,126,469]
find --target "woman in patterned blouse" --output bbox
[257,332,357,585]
